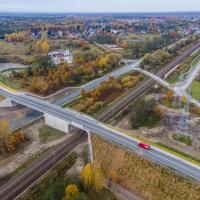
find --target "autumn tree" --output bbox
[155,105,165,119]
[92,161,104,192]
[108,170,118,183]
[81,163,94,190]
[80,89,87,99]
[41,40,50,54]
[99,57,107,68]
[0,119,25,154]
[63,184,79,200]
[180,96,187,106]
[81,162,103,192]
[6,133,25,153]
[36,40,50,54]
[0,120,10,155]
[166,90,174,101]
[5,31,29,42]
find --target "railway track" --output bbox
[0,132,87,200]
[99,42,200,121]
[0,41,200,200]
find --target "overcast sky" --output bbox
[0,0,200,13]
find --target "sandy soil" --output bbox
[0,120,72,178]
[115,109,200,159]
[0,106,32,123]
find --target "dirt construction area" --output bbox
[115,108,200,159]
[0,106,32,124]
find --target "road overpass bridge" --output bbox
[1,88,200,182]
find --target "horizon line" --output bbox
[0,11,200,14]
[0,10,200,14]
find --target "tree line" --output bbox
[0,120,27,155]
[12,52,121,95]
[140,35,200,71]
[4,31,30,42]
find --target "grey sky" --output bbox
[0,0,199,12]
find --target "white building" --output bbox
[48,50,73,65]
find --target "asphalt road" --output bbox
[0,63,28,72]
[9,60,141,129]
[54,59,141,105]
[10,40,200,129]
[1,89,200,182]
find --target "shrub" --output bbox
[130,98,161,129]
[172,133,192,146]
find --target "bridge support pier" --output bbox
[0,98,16,108]
[86,130,94,163]
[44,114,70,133]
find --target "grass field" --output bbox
[92,135,200,200]
[191,80,200,101]
[0,40,34,64]
[49,38,105,56]
[39,125,65,143]
[172,133,192,146]
[0,75,21,90]
[168,50,200,84]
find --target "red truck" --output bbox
[138,142,151,150]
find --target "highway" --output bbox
[1,88,200,184]
[8,60,140,129]
[10,41,200,130]
[0,42,200,199]
[9,41,200,129]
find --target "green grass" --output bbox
[0,40,34,64]
[104,124,200,168]
[106,125,200,166]
[190,80,200,101]
[167,64,190,84]
[0,41,28,55]
[160,98,173,108]
[138,118,161,129]
[19,153,77,200]
[39,125,65,143]
[62,97,81,108]
[127,133,200,167]
[19,151,116,200]
[172,133,192,146]
[192,55,200,67]
[168,50,200,84]
[0,75,21,90]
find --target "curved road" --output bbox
[0,63,28,72]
